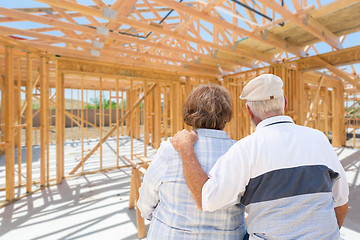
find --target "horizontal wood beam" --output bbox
[0,35,42,55]
[58,57,216,79]
[303,71,342,88]
[298,45,360,71]
[122,156,146,175]
[23,41,220,76]
[313,56,360,90]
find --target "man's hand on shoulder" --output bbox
[170,129,197,153]
[170,129,206,210]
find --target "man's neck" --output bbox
[254,113,284,127]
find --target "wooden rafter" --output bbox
[150,0,300,58]
[34,0,274,63]
[1,7,248,68]
[257,0,341,49]
[0,25,224,72]
[0,0,357,87]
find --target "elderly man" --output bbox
[170,74,349,240]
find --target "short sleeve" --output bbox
[330,161,349,207]
[319,133,349,208]
[202,142,251,212]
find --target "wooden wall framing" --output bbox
[0,33,350,208]
[0,37,216,206]
[223,64,345,146]
[344,91,360,148]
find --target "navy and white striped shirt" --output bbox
[203,116,349,240]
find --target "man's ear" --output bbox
[284,96,288,111]
[246,104,254,120]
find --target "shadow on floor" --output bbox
[0,170,141,239]
[336,148,360,234]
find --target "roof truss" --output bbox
[0,0,358,83]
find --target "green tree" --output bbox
[85,97,126,110]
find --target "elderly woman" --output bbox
[137,84,246,239]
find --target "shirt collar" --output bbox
[255,115,294,132]
[195,128,230,139]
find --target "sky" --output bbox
[1,0,358,57]
[0,0,359,100]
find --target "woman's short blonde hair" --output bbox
[182,84,232,130]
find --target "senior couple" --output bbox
[137,74,349,240]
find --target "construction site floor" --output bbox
[0,139,359,239]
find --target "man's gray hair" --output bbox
[246,96,285,120]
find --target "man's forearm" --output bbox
[179,147,209,210]
[334,203,348,229]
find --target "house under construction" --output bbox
[0,0,360,239]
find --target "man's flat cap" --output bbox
[240,74,284,101]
